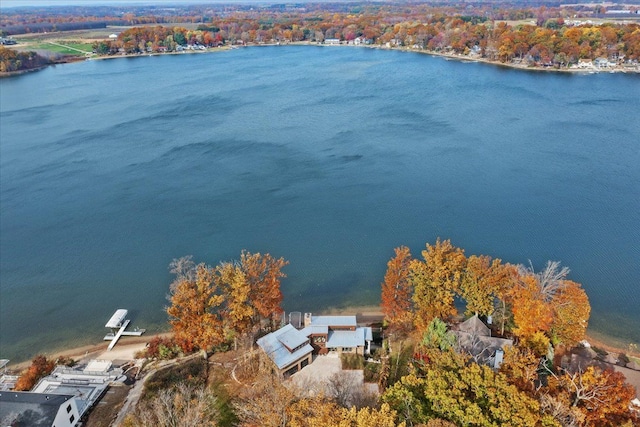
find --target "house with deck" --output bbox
[301,314,372,356]
[257,314,373,377]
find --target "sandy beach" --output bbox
[5,332,172,372]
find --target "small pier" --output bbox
[103,309,145,351]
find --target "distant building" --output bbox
[0,391,80,427]
[325,38,341,45]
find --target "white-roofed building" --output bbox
[30,359,123,419]
[256,324,313,378]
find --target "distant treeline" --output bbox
[101,15,640,66]
[0,46,51,73]
[2,2,633,36]
[1,21,118,36]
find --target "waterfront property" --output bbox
[257,313,373,377]
[454,315,513,369]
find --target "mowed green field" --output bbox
[14,40,94,56]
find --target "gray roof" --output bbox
[277,327,308,350]
[0,391,74,427]
[458,315,491,337]
[364,327,373,341]
[456,331,513,363]
[299,325,328,336]
[309,316,357,327]
[325,327,372,349]
[257,324,313,370]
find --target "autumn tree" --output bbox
[166,257,226,352]
[410,239,466,333]
[287,398,403,427]
[499,345,543,395]
[548,366,637,426]
[218,261,253,337]
[234,361,295,427]
[238,250,288,331]
[550,280,590,347]
[14,355,55,391]
[383,350,549,427]
[460,254,511,318]
[510,271,554,341]
[381,246,413,333]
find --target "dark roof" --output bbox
[0,391,74,427]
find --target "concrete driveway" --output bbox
[287,353,365,397]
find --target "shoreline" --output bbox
[2,41,638,77]
[5,305,636,374]
[5,332,172,373]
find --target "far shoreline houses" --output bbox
[257,313,373,377]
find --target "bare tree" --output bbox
[169,255,196,281]
[325,371,376,408]
[539,393,585,427]
[130,383,218,427]
[518,260,570,301]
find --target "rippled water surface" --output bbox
[1,47,639,360]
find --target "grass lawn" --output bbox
[23,41,93,56]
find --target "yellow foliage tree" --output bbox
[550,280,590,347]
[460,255,511,317]
[410,239,466,333]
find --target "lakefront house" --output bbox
[257,313,373,377]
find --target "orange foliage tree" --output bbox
[380,246,413,332]
[239,250,288,331]
[510,273,554,342]
[166,258,226,352]
[166,251,287,352]
[14,355,55,391]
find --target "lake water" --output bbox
[1,46,639,361]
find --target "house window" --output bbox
[67,404,72,413]
[342,347,353,352]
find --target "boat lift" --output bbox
[103,309,145,351]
